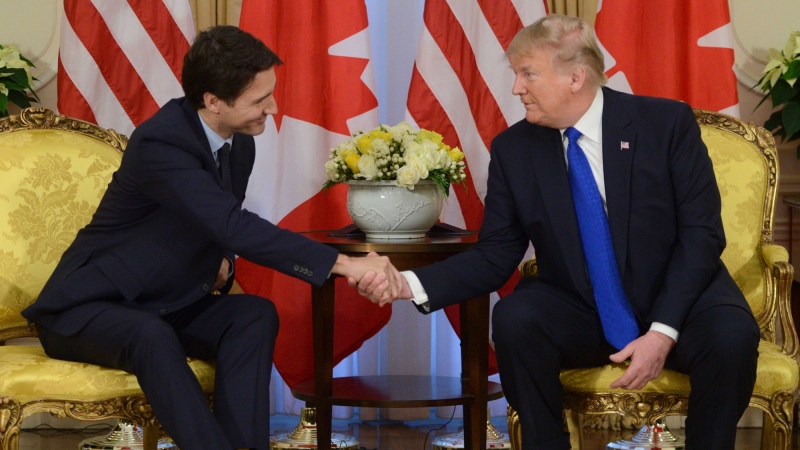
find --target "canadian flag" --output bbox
[594,0,739,116]
[235,0,389,389]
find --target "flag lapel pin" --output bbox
[620,141,630,150]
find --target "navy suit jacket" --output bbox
[23,98,339,335]
[413,88,749,333]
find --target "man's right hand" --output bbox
[352,270,414,306]
[332,252,403,305]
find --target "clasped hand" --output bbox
[333,252,407,306]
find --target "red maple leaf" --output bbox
[240,0,378,135]
[596,0,737,112]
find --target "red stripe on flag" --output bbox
[65,0,160,126]
[407,66,485,230]
[423,0,508,154]
[128,0,191,81]
[477,0,524,51]
[57,55,98,125]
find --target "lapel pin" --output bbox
[620,141,630,150]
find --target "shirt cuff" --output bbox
[650,322,679,342]
[401,271,428,305]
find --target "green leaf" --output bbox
[0,94,7,115]
[7,89,31,108]
[783,100,800,137]
[17,54,35,68]
[771,79,795,106]
[764,111,784,133]
[785,60,800,80]
[0,76,26,90]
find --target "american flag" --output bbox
[405,0,548,375]
[57,0,195,135]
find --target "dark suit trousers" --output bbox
[491,279,759,450]
[36,283,278,450]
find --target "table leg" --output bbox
[460,294,490,450]
[312,279,336,449]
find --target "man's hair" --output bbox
[182,25,283,110]
[507,14,607,89]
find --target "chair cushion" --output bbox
[560,340,798,396]
[0,345,215,404]
[0,129,122,331]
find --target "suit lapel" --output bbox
[601,88,634,275]
[180,99,222,182]
[527,125,593,297]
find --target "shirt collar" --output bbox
[197,112,233,155]
[560,88,604,144]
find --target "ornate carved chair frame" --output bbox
[508,110,800,449]
[0,108,215,450]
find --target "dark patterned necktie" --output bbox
[565,127,639,349]
[218,143,232,193]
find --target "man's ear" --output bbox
[203,92,221,113]
[570,65,587,93]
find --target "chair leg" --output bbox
[507,405,522,450]
[566,409,584,450]
[0,398,21,450]
[142,425,159,450]
[761,409,792,450]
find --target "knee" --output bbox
[492,295,541,345]
[700,309,759,365]
[238,295,279,338]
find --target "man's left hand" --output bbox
[609,330,675,390]
[214,257,230,291]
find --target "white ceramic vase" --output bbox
[346,180,444,239]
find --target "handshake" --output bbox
[333,251,413,306]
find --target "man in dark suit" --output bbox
[23,26,400,450]
[356,14,759,450]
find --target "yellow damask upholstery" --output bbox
[0,108,215,450]
[508,110,799,449]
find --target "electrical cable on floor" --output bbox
[423,406,457,450]
[21,422,114,436]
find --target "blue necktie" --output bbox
[218,143,232,193]
[565,127,639,349]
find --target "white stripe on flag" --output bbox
[60,11,135,134]
[162,0,196,44]
[511,0,548,26]
[445,0,521,126]
[91,0,183,107]
[414,26,491,202]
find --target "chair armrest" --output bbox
[519,257,538,277]
[762,244,798,359]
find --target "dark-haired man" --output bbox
[23,26,400,450]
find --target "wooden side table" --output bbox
[293,231,504,450]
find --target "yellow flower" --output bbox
[368,129,393,142]
[417,129,443,144]
[356,135,374,155]
[448,147,465,162]
[345,153,361,174]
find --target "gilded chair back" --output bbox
[0,108,126,340]
[699,110,788,345]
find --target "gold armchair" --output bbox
[0,108,215,450]
[508,110,800,449]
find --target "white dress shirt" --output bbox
[401,89,678,343]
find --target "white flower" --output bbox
[324,159,339,181]
[405,152,429,179]
[357,154,379,179]
[396,165,421,188]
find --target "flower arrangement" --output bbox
[757,31,800,156]
[0,44,39,117]
[324,122,467,196]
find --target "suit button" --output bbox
[308,270,313,277]
[202,284,210,291]
[294,265,300,271]
[159,309,167,315]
